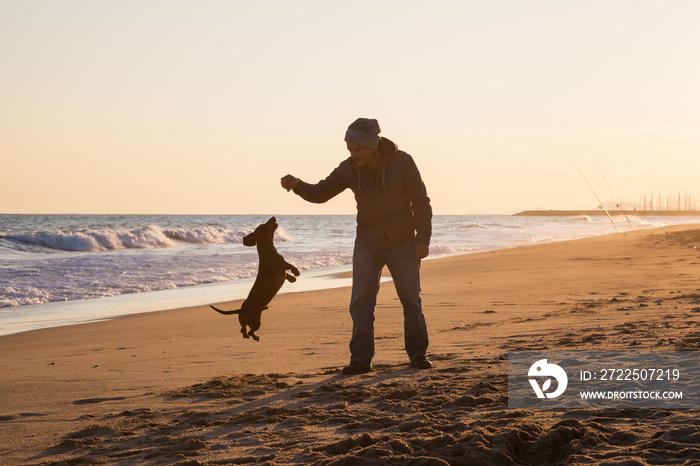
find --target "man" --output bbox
[280,117,432,374]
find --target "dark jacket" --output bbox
[293,137,432,246]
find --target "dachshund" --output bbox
[211,217,299,341]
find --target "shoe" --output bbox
[342,361,372,375]
[411,355,432,369]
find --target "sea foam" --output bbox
[6,227,176,251]
[2,225,292,252]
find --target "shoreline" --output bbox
[3,223,700,464]
[0,265,359,338]
[6,214,700,332]
[7,213,700,338]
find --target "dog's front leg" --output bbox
[285,272,296,283]
[285,262,300,277]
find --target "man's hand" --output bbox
[281,175,301,192]
[415,244,429,260]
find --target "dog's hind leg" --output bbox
[238,315,249,339]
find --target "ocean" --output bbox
[1,213,699,337]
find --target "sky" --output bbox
[1,0,698,215]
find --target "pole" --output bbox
[586,147,634,231]
[566,148,617,233]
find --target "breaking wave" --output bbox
[1,226,291,252]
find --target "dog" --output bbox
[211,217,299,341]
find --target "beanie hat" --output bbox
[344,118,381,149]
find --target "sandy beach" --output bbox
[2,224,700,465]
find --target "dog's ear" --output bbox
[242,233,256,247]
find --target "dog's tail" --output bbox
[210,305,241,315]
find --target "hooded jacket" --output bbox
[293,137,432,247]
